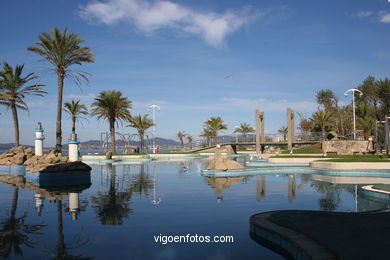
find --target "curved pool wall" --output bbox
[201,167,390,178]
[246,162,309,167]
[0,165,26,175]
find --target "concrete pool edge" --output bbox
[250,209,390,260]
[310,161,390,170]
[250,211,336,260]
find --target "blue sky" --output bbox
[1,0,390,145]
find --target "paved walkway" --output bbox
[250,209,390,260]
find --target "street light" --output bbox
[148,104,160,153]
[344,88,363,140]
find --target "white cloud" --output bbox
[356,11,373,18]
[379,12,390,23]
[79,0,261,47]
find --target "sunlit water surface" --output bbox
[1,158,389,259]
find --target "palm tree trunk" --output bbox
[11,101,20,147]
[140,132,144,154]
[11,187,19,217]
[72,116,76,134]
[55,73,65,153]
[56,199,65,258]
[110,120,116,153]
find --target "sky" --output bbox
[1,0,390,145]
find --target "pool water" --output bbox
[1,158,389,260]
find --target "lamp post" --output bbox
[148,104,160,154]
[344,88,363,140]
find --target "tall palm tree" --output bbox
[28,28,95,153]
[187,135,193,149]
[177,131,186,148]
[64,99,88,135]
[128,114,154,154]
[310,110,334,140]
[278,126,288,141]
[203,117,228,144]
[91,91,132,153]
[233,122,255,141]
[0,63,46,146]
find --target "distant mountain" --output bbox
[79,137,179,148]
[0,143,33,150]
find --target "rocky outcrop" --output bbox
[0,147,91,173]
[323,141,374,155]
[207,148,244,171]
[0,146,33,165]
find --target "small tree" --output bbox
[278,126,288,141]
[128,114,154,154]
[233,122,255,141]
[310,110,334,141]
[187,135,193,149]
[91,91,132,153]
[64,99,88,135]
[177,131,186,148]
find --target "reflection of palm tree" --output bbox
[0,187,45,258]
[91,164,133,225]
[311,181,341,211]
[51,199,91,260]
[132,165,153,196]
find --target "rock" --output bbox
[24,155,39,166]
[10,146,25,154]
[0,152,16,159]
[25,147,33,154]
[207,147,244,171]
[105,152,112,160]
[13,153,26,165]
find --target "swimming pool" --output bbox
[0,158,389,259]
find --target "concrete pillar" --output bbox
[287,108,295,150]
[68,192,80,221]
[68,133,80,162]
[386,116,389,155]
[256,175,265,201]
[34,122,45,156]
[255,110,265,155]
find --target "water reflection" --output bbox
[206,177,245,203]
[91,164,133,226]
[0,184,45,258]
[0,173,92,259]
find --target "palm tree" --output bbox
[128,114,154,154]
[234,122,255,141]
[63,99,88,135]
[28,28,95,153]
[91,91,132,153]
[177,131,186,148]
[187,135,193,149]
[310,110,334,141]
[356,102,374,139]
[278,126,288,141]
[203,117,228,144]
[0,63,46,146]
[200,127,213,146]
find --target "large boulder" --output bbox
[207,147,244,171]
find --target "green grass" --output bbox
[372,184,390,192]
[281,143,322,154]
[319,158,390,162]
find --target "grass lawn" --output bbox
[85,151,197,156]
[281,143,322,154]
[372,184,390,192]
[271,154,390,162]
